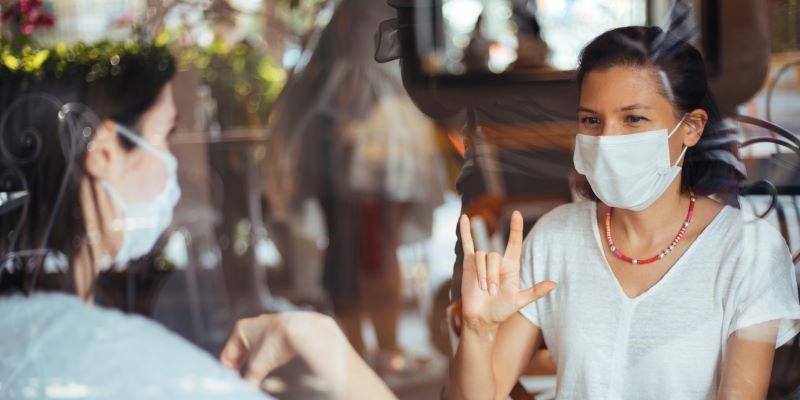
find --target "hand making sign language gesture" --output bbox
[459,211,557,330]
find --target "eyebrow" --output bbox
[618,104,652,111]
[577,104,653,113]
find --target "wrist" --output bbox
[284,312,341,345]
[282,313,353,394]
[462,318,499,340]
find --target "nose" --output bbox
[599,119,621,137]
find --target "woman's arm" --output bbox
[450,313,543,400]
[718,320,778,400]
[448,212,556,400]
[220,312,397,400]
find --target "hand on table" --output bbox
[220,312,322,385]
[219,311,397,400]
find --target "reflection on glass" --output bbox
[421,0,646,75]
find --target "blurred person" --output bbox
[511,7,550,70]
[265,0,447,372]
[448,26,800,400]
[0,42,394,400]
[463,14,493,73]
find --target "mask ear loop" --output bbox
[668,114,690,166]
[667,114,687,138]
[114,123,175,166]
[113,123,179,200]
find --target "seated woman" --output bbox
[449,26,800,399]
[0,43,394,399]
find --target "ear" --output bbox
[84,120,123,180]
[682,108,708,148]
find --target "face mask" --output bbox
[573,116,688,212]
[100,124,181,270]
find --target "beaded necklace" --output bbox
[605,190,696,265]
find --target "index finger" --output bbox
[504,210,523,261]
[459,214,475,255]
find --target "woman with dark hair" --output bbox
[448,26,800,399]
[0,43,395,400]
[0,43,180,299]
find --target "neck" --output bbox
[73,242,97,303]
[610,179,688,246]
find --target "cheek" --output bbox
[668,132,689,164]
[114,151,170,204]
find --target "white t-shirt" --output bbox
[0,292,270,400]
[519,201,800,400]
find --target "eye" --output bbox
[625,115,649,124]
[581,116,600,128]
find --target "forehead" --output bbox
[579,65,673,111]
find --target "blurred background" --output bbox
[0,0,798,399]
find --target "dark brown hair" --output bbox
[574,26,745,204]
[0,43,176,294]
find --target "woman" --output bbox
[0,42,394,399]
[264,0,446,371]
[449,26,800,399]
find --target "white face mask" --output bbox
[100,124,181,270]
[573,116,688,211]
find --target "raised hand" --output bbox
[459,211,556,330]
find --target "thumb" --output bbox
[515,280,557,309]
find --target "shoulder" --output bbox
[720,205,789,251]
[0,292,186,350]
[713,204,793,275]
[0,292,268,399]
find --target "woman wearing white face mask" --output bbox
[0,44,395,400]
[449,26,800,400]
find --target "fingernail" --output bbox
[481,279,487,291]
[489,283,498,296]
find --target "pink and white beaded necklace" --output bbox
[604,190,696,265]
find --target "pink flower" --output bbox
[114,12,133,28]
[1,2,18,21]
[21,22,34,35]
[34,12,52,27]
[2,0,54,35]
[1,7,15,22]
[19,0,43,14]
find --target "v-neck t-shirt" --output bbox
[518,200,800,400]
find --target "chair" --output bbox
[734,114,800,264]
[733,113,800,399]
